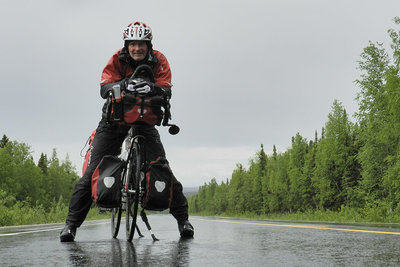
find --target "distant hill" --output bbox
[183,187,199,198]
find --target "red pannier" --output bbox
[91,155,123,208]
[142,157,174,211]
[82,129,97,176]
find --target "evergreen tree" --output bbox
[227,164,246,213]
[312,100,355,210]
[268,152,290,212]
[303,137,317,208]
[376,17,400,211]
[246,158,262,214]
[287,133,310,211]
[272,145,277,160]
[355,18,400,207]
[214,180,228,213]
[0,135,9,148]
[38,153,48,175]
[259,144,267,176]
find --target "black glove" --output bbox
[153,84,171,97]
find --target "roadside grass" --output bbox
[3,201,400,228]
[190,206,400,228]
[0,202,110,227]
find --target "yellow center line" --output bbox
[195,218,400,235]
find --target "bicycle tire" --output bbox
[126,141,141,242]
[111,205,122,238]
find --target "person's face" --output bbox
[128,41,148,61]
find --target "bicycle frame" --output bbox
[123,127,145,241]
[121,129,145,197]
[109,64,177,242]
[112,126,159,242]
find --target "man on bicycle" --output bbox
[60,21,194,242]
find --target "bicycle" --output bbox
[106,64,179,242]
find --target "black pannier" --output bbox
[142,157,174,211]
[91,155,123,208]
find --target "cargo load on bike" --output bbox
[90,64,180,241]
[60,21,194,243]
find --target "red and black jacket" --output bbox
[100,47,172,99]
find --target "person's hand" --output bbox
[128,84,152,94]
[127,78,152,94]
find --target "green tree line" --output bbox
[0,135,79,226]
[188,18,400,223]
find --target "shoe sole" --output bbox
[180,229,194,238]
[60,234,75,242]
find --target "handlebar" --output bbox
[106,64,180,135]
[130,64,155,82]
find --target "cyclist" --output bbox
[60,21,194,242]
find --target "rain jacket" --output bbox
[100,48,172,99]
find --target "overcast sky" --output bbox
[1,0,399,187]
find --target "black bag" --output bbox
[91,155,123,208]
[143,157,174,211]
[107,94,164,126]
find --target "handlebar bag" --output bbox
[110,94,164,126]
[91,155,123,208]
[142,157,174,211]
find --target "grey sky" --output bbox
[1,0,399,187]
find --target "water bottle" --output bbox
[112,85,121,100]
[112,85,122,121]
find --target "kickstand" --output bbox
[136,224,144,237]
[140,209,159,241]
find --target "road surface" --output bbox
[1,214,400,266]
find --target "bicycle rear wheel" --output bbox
[126,141,141,242]
[111,205,122,238]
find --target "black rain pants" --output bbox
[65,119,189,227]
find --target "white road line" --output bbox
[0,221,109,237]
[0,227,63,236]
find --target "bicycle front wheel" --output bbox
[126,141,141,242]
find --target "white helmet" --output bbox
[123,21,153,42]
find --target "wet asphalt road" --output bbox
[2,214,400,266]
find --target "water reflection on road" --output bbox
[2,215,400,266]
[64,236,192,266]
